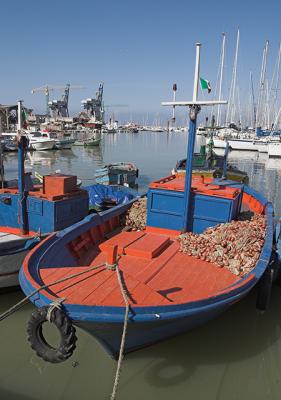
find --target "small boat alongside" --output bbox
[95,162,138,187]
[174,144,249,183]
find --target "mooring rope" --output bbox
[0,262,105,322]
[110,263,130,400]
[0,256,130,400]
[46,297,66,322]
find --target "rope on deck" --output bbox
[0,262,105,322]
[110,263,130,400]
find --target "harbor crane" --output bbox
[31,84,84,118]
[81,83,105,123]
[80,83,128,124]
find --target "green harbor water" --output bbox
[1,132,281,400]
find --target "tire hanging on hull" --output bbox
[27,306,77,363]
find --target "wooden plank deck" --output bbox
[40,231,239,307]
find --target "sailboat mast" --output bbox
[269,43,281,128]
[217,33,226,127]
[237,86,242,128]
[226,29,239,126]
[249,71,256,128]
[256,40,269,128]
[230,29,239,124]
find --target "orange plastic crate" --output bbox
[43,174,77,196]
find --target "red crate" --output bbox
[43,174,77,196]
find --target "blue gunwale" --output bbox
[19,184,274,325]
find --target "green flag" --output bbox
[200,78,211,93]
[22,109,29,128]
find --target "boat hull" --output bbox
[95,172,137,186]
[254,142,268,153]
[84,138,101,146]
[268,143,281,157]
[75,301,238,359]
[18,186,274,359]
[0,249,29,289]
[54,139,75,149]
[213,138,261,152]
[95,163,138,186]
[30,141,55,151]
[228,139,257,151]
[213,138,226,148]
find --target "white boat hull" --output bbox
[227,139,257,151]
[268,142,281,157]
[0,251,28,288]
[30,140,55,151]
[0,232,31,289]
[213,137,262,151]
[253,142,268,153]
[213,138,226,148]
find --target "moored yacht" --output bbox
[26,131,55,151]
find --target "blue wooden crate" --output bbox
[147,182,243,234]
[0,192,89,234]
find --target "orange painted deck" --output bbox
[40,231,239,307]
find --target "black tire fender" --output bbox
[27,306,77,363]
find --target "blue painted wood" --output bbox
[147,186,242,233]
[0,193,88,234]
[147,188,185,230]
[190,192,241,233]
[17,136,28,234]
[182,111,197,232]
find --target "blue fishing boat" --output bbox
[174,143,249,183]
[19,44,279,364]
[95,162,138,187]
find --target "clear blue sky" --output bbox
[0,0,280,123]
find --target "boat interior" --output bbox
[32,187,266,309]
